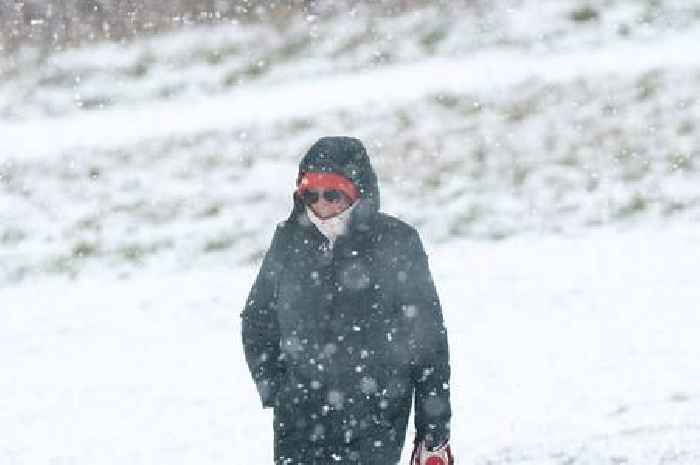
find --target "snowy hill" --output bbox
[2,0,700,283]
[2,1,700,463]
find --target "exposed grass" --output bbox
[72,241,100,258]
[198,203,223,218]
[79,96,113,111]
[1,228,26,244]
[570,5,600,23]
[119,240,174,264]
[122,54,156,78]
[204,235,238,253]
[200,44,240,66]
[420,25,448,53]
[616,194,648,218]
[637,70,664,101]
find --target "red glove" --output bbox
[410,437,454,465]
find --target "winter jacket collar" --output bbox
[305,202,357,249]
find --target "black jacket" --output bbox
[241,137,451,465]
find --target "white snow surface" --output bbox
[2,223,699,464]
[3,28,700,161]
[3,1,700,463]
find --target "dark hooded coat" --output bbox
[241,137,451,465]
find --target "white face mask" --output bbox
[305,202,357,249]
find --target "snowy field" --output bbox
[2,224,700,464]
[2,0,700,463]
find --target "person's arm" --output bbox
[240,225,286,409]
[398,229,451,448]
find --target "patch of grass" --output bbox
[668,152,692,172]
[45,255,79,278]
[204,234,238,252]
[512,165,529,187]
[420,26,448,53]
[432,93,460,110]
[276,35,311,60]
[80,96,113,110]
[677,119,694,136]
[38,70,78,87]
[120,244,146,262]
[137,202,183,225]
[72,240,99,258]
[621,156,651,182]
[197,153,225,169]
[75,215,101,231]
[88,166,101,180]
[118,239,173,264]
[617,23,631,36]
[0,166,14,185]
[1,228,26,244]
[461,100,483,117]
[201,44,240,65]
[506,98,537,122]
[369,50,392,66]
[199,203,222,218]
[662,201,687,216]
[243,59,270,79]
[557,152,579,167]
[423,172,442,190]
[586,174,600,192]
[332,33,369,58]
[287,118,314,134]
[122,53,155,78]
[222,69,242,87]
[395,110,413,130]
[636,70,663,101]
[448,205,482,237]
[570,5,600,23]
[158,83,186,99]
[616,194,648,218]
[487,227,512,241]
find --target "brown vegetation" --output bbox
[0,0,453,55]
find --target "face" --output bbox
[303,189,352,219]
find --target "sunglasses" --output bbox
[302,189,346,205]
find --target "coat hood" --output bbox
[288,136,380,233]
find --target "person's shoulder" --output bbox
[269,219,298,243]
[373,212,421,240]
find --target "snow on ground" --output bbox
[2,0,697,125]
[2,1,700,463]
[2,223,699,464]
[4,27,700,161]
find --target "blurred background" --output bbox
[2,0,699,282]
[2,1,700,464]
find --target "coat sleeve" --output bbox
[398,229,452,447]
[240,224,286,409]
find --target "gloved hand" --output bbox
[410,437,454,465]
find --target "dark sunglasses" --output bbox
[302,189,345,205]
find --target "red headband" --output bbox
[297,172,360,202]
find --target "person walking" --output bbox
[241,136,453,465]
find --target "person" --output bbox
[241,136,453,465]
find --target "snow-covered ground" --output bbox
[5,27,700,161]
[2,0,700,463]
[2,224,699,464]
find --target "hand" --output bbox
[411,438,454,465]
